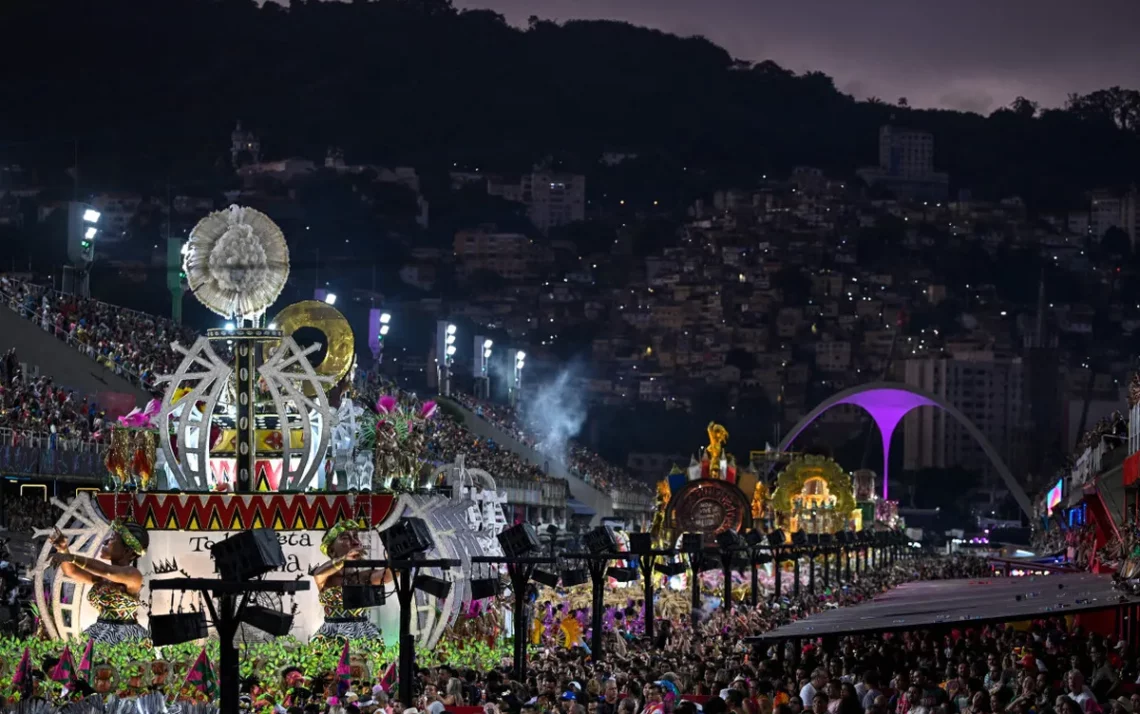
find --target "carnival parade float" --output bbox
[633,423,902,608]
[16,206,513,706]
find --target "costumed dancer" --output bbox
[311,519,392,641]
[49,520,150,644]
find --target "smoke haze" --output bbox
[519,365,587,461]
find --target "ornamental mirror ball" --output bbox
[183,205,290,323]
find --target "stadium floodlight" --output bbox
[324,292,337,305]
[379,325,390,336]
[380,312,392,325]
[84,226,97,240]
[82,209,101,223]
[446,323,457,335]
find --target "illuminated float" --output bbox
[770,454,857,534]
[643,424,898,604]
[32,206,505,648]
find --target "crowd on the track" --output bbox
[453,392,652,496]
[285,555,1137,714]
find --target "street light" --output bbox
[84,226,97,240]
[82,208,101,223]
[475,336,493,398]
[437,322,458,396]
[324,292,337,306]
[509,349,526,406]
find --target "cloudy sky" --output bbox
[453,0,1140,113]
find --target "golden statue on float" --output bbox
[705,422,729,476]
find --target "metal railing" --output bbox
[0,426,106,454]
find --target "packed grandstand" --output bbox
[0,276,1135,714]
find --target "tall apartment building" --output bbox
[857,125,949,201]
[902,351,1025,482]
[878,126,935,179]
[1090,188,1139,246]
[453,224,534,281]
[488,171,585,234]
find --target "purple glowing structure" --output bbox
[775,382,1032,518]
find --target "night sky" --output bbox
[452,0,1140,113]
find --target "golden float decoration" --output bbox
[263,300,356,395]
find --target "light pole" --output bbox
[370,310,391,365]
[509,349,525,406]
[716,530,748,613]
[437,322,457,396]
[65,203,100,297]
[629,532,678,643]
[475,336,492,399]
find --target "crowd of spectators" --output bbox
[387,554,1137,714]
[237,556,997,714]
[0,348,109,449]
[0,277,194,391]
[0,277,645,499]
[453,392,652,496]
[4,494,55,533]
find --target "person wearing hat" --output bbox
[311,520,391,641]
[561,691,579,714]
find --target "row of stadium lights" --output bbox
[222,293,393,332]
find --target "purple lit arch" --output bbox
[776,382,1033,518]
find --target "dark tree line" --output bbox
[2,0,1140,210]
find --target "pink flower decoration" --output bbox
[376,395,397,414]
[420,401,438,419]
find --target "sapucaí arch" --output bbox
[775,382,1033,519]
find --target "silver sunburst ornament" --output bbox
[183,205,290,323]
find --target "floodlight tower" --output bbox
[474,335,492,399]
[64,203,100,297]
[166,237,188,324]
[370,310,392,364]
[507,349,525,406]
[436,321,457,396]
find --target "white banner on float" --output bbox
[70,529,393,641]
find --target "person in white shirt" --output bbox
[1067,670,1097,713]
[801,669,827,708]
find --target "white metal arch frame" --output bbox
[775,381,1033,519]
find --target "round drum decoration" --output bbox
[264,300,356,394]
[666,478,752,537]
